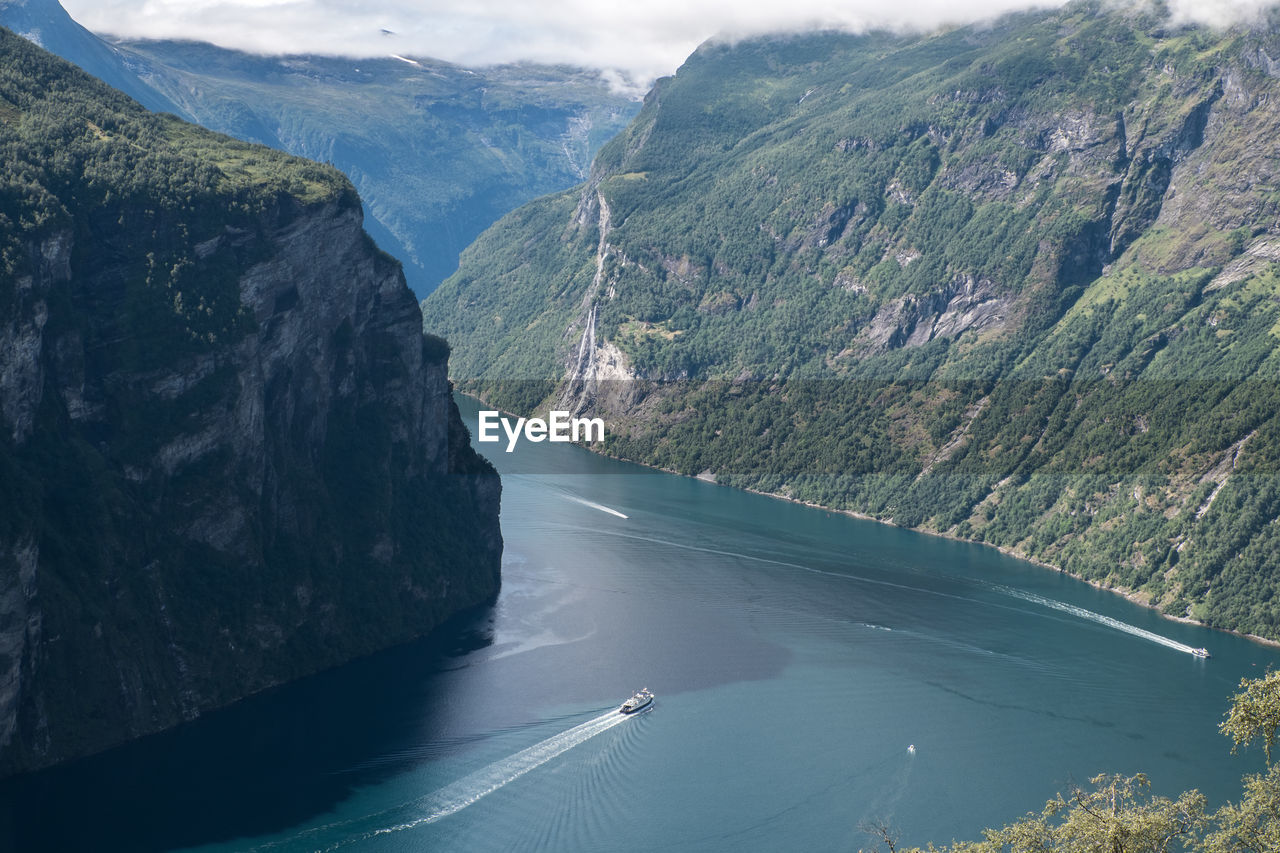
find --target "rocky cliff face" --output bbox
[0,29,501,776]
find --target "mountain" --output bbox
[109,39,640,296]
[423,2,1280,640]
[0,0,638,297]
[0,0,181,114]
[0,27,501,776]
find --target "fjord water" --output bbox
[3,396,1276,852]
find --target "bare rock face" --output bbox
[856,274,1010,355]
[0,183,501,778]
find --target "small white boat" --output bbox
[620,688,653,714]
[907,744,916,754]
[1192,647,1210,659]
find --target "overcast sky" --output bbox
[60,0,1275,91]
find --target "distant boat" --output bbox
[620,688,653,714]
[1192,647,1210,659]
[908,744,916,754]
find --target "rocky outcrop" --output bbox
[854,274,1011,355]
[0,31,501,776]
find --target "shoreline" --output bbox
[735,482,1280,651]
[456,390,1280,650]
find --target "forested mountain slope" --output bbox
[0,27,501,776]
[424,2,1280,640]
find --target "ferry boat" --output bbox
[1192,647,1210,659]
[620,688,653,714]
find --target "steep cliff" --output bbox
[0,28,501,776]
[424,3,1280,639]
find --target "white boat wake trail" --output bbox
[860,751,916,831]
[370,709,633,836]
[996,586,1203,656]
[564,495,629,519]
[246,710,638,852]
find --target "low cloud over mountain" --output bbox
[62,0,1276,92]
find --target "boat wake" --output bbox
[370,709,636,836]
[996,586,1206,657]
[245,709,641,852]
[564,495,629,519]
[860,751,916,830]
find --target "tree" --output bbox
[893,775,1206,853]
[953,775,1205,853]
[861,818,902,853]
[879,674,1280,853]
[1202,765,1280,853]
[1220,671,1280,766]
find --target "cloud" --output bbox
[59,0,1280,90]
[1165,0,1274,28]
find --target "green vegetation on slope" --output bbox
[0,24,358,362]
[0,0,181,114]
[424,2,1280,639]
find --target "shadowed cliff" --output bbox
[0,26,502,776]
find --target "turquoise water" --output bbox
[2,394,1275,851]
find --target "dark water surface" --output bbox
[2,394,1276,852]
